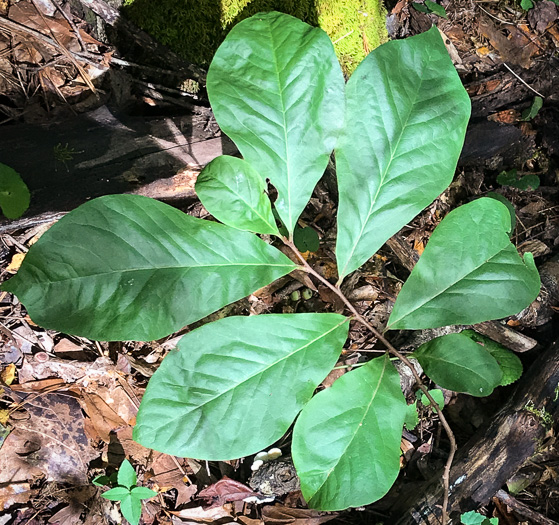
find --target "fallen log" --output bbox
[0,104,236,229]
[392,339,559,524]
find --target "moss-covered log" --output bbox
[122,0,388,74]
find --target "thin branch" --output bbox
[502,62,545,99]
[283,237,455,524]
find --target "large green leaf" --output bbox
[412,333,503,397]
[134,314,349,460]
[0,163,30,219]
[195,156,279,235]
[388,198,540,330]
[335,27,471,279]
[2,195,296,341]
[292,355,406,510]
[207,11,345,234]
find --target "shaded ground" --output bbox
[1,0,559,524]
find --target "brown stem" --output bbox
[283,237,455,525]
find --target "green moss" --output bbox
[524,400,553,427]
[122,0,387,75]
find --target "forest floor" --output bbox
[0,0,559,524]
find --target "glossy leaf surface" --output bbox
[130,487,158,499]
[207,11,344,233]
[120,494,142,525]
[388,198,540,329]
[134,314,349,460]
[117,459,136,489]
[461,330,523,386]
[292,355,406,510]
[0,163,30,219]
[196,156,278,234]
[3,195,296,341]
[102,487,130,501]
[413,333,503,396]
[336,27,471,279]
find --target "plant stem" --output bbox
[283,237,455,524]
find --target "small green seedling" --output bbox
[460,510,498,525]
[497,169,540,191]
[522,96,543,121]
[0,163,30,219]
[412,0,448,18]
[98,459,157,525]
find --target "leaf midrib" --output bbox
[267,18,293,233]
[420,353,496,386]
[310,356,390,502]
[23,262,297,285]
[339,65,424,279]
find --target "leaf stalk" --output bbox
[283,236,456,524]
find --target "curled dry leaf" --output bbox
[0,392,97,484]
[261,505,338,525]
[198,477,260,507]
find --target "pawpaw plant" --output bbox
[2,12,540,511]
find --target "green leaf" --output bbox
[130,486,158,499]
[196,156,279,235]
[120,493,142,525]
[117,459,136,489]
[521,96,543,121]
[102,486,130,501]
[2,195,296,341]
[134,313,349,460]
[293,226,320,252]
[335,27,470,279]
[485,192,516,233]
[520,0,534,10]
[404,401,419,429]
[424,0,448,18]
[292,355,407,510]
[0,163,30,219]
[461,330,523,386]
[387,198,541,330]
[92,474,111,487]
[411,2,431,13]
[418,389,445,412]
[497,169,540,191]
[461,510,493,525]
[207,11,345,234]
[412,333,503,397]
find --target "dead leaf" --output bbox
[1,362,16,383]
[528,1,558,33]
[170,504,234,522]
[479,16,538,69]
[54,338,85,356]
[261,505,338,525]
[198,477,259,507]
[0,391,98,484]
[6,253,25,273]
[10,377,67,393]
[48,502,83,525]
[78,390,127,442]
[0,483,35,511]
[9,2,101,51]
[518,239,550,257]
[147,452,197,507]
